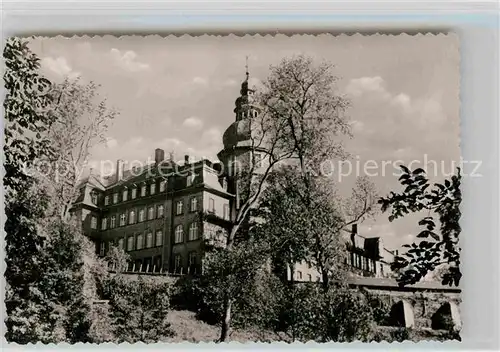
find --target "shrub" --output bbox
[104,274,174,343]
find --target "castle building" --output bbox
[288,224,396,282]
[73,69,395,278]
[72,153,232,274]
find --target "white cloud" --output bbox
[110,48,150,72]
[350,120,365,133]
[223,78,238,87]
[248,77,263,89]
[161,137,181,149]
[193,76,208,85]
[202,127,222,145]
[41,56,80,79]
[183,116,203,129]
[391,93,412,111]
[346,76,387,97]
[129,137,144,146]
[105,137,118,149]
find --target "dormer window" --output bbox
[113,193,118,204]
[141,185,146,197]
[150,183,156,195]
[122,189,128,202]
[160,180,166,192]
[131,188,137,199]
[104,195,110,206]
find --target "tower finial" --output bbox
[245,55,249,81]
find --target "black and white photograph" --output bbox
[4,33,462,343]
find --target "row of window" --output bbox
[99,230,164,255]
[173,252,197,274]
[91,204,165,230]
[102,180,167,206]
[296,271,317,282]
[175,197,198,215]
[174,222,199,243]
[349,252,377,273]
[90,196,229,230]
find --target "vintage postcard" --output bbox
[4,33,461,343]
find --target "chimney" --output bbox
[184,154,190,165]
[155,148,165,164]
[116,159,124,182]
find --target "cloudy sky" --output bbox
[29,34,460,250]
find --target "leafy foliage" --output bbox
[256,166,377,289]
[4,37,57,343]
[278,284,375,342]
[104,275,174,343]
[105,245,130,273]
[379,166,462,286]
[4,37,116,343]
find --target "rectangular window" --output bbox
[223,204,229,220]
[146,232,153,248]
[91,193,98,205]
[141,185,146,197]
[188,252,196,274]
[110,215,116,229]
[131,188,137,199]
[190,197,198,212]
[157,205,164,218]
[174,254,182,273]
[139,209,145,222]
[188,222,198,241]
[113,193,118,204]
[122,189,128,202]
[148,207,154,220]
[99,242,105,256]
[174,225,184,244]
[127,236,134,251]
[119,213,126,226]
[104,195,110,206]
[150,183,156,195]
[91,216,97,229]
[129,210,136,224]
[176,200,183,215]
[155,230,163,246]
[118,238,124,250]
[297,271,302,280]
[136,234,143,250]
[209,198,215,213]
[101,218,108,230]
[160,180,166,192]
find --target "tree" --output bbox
[105,275,174,343]
[257,167,377,291]
[4,38,117,343]
[3,37,58,343]
[217,55,352,341]
[105,245,130,273]
[379,166,462,287]
[40,78,118,220]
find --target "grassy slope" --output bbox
[164,310,289,343]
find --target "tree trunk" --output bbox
[321,269,329,293]
[219,296,232,342]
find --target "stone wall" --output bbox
[361,286,461,331]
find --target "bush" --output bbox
[104,274,174,343]
[277,284,376,342]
